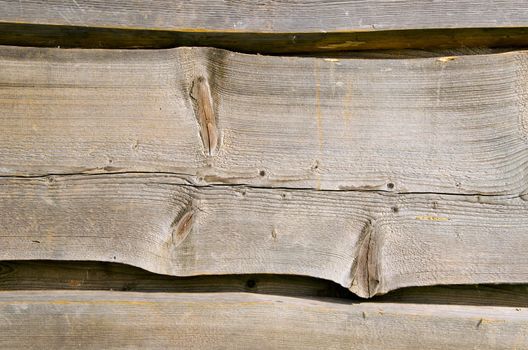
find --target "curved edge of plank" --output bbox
[0,260,354,299]
[0,291,526,349]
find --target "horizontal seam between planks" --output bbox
[0,170,524,199]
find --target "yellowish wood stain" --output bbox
[415,216,449,222]
[437,56,458,62]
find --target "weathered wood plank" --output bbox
[0,261,352,298]
[0,291,526,349]
[1,174,528,297]
[3,261,528,307]
[4,0,528,33]
[2,45,528,195]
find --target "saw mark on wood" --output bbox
[190,76,219,156]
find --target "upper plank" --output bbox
[1,0,528,32]
[1,45,528,194]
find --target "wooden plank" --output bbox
[0,261,352,298]
[0,291,526,349]
[4,0,528,33]
[2,45,528,195]
[2,261,528,307]
[1,174,528,297]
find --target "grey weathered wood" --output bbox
[2,45,528,195]
[1,174,528,297]
[0,261,352,298]
[0,291,526,349]
[2,1,528,33]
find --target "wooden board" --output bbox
[1,174,528,297]
[0,291,526,349]
[2,45,528,195]
[3,0,528,33]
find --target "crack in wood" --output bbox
[0,171,523,199]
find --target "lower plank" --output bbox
[0,291,526,349]
[1,174,528,297]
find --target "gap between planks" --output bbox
[1,261,527,307]
[1,23,528,53]
[3,0,528,53]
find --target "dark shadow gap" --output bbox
[1,23,528,55]
[0,260,356,300]
[374,284,528,307]
[0,261,526,307]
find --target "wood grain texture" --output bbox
[2,0,528,33]
[0,291,526,349]
[2,45,528,195]
[1,174,528,297]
